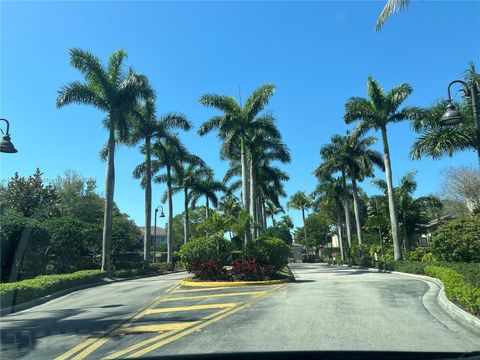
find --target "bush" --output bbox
[179,236,232,280]
[231,258,275,280]
[244,236,290,272]
[263,226,293,245]
[430,215,480,262]
[425,266,480,316]
[0,270,105,308]
[151,262,174,272]
[112,268,147,278]
[349,244,372,267]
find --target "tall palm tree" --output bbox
[152,134,191,262]
[287,191,313,253]
[218,193,241,239]
[313,176,346,259]
[265,201,284,227]
[130,101,191,267]
[198,84,276,242]
[344,76,422,260]
[56,48,153,275]
[375,0,411,31]
[314,134,353,247]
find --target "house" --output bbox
[138,226,167,248]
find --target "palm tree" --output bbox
[56,48,153,275]
[410,64,479,160]
[314,134,353,247]
[344,76,422,260]
[191,170,226,227]
[265,201,284,227]
[287,191,313,253]
[218,193,241,239]
[198,84,276,242]
[375,0,411,31]
[312,176,346,260]
[152,134,191,262]
[130,101,191,267]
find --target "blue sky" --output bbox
[1,1,479,229]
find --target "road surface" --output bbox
[1,264,479,359]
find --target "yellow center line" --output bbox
[128,285,288,358]
[124,322,198,333]
[144,303,238,314]
[55,282,181,360]
[163,291,266,302]
[103,307,235,359]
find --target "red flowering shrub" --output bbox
[191,260,226,280]
[231,258,275,280]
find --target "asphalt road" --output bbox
[1,264,479,359]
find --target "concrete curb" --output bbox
[0,269,186,317]
[328,264,480,334]
[180,277,291,287]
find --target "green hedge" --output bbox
[244,236,290,272]
[0,270,106,308]
[425,266,480,316]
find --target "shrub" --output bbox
[231,258,275,280]
[244,236,290,271]
[112,268,147,278]
[151,262,174,272]
[430,215,480,262]
[349,244,372,267]
[0,270,105,308]
[179,236,232,280]
[425,266,480,316]
[263,226,293,245]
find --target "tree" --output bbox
[287,191,313,252]
[129,99,191,267]
[344,77,422,260]
[410,64,479,161]
[56,48,153,275]
[293,213,330,257]
[265,201,284,227]
[375,0,411,31]
[198,84,277,243]
[439,166,480,213]
[153,134,192,262]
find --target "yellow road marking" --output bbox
[103,307,234,359]
[128,285,288,358]
[163,291,265,302]
[124,322,198,333]
[172,286,232,293]
[54,338,97,360]
[55,282,180,360]
[144,303,238,314]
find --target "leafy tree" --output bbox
[263,225,293,245]
[130,99,191,266]
[56,48,153,275]
[344,76,422,260]
[439,166,480,213]
[293,213,330,257]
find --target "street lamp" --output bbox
[153,205,165,263]
[0,118,18,153]
[440,80,480,166]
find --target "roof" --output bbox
[138,226,167,236]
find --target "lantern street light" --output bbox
[153,205,165,263]
[0,118,18,153]
[440,80,480,167]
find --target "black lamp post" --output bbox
[440,80,480,167]
[153,205,165,263]
[0,118,18,153]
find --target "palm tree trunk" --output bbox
[143,137,152,268]
[337,217,344,260]
[184,187,189,244]
[166,165,174,263]
[101,127,115,276]
[240,137,251,243]
[262,201,267,229]
[302,207,308,257]
[351,175,363,245]
[341,169,352,247]
[381,126,402,261]
[205,197,210,238]
[249,160,256,240]
[271,215,276,226]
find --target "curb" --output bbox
[328,264,480,334]
[0,269,186,317]
[180,277,291,287]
